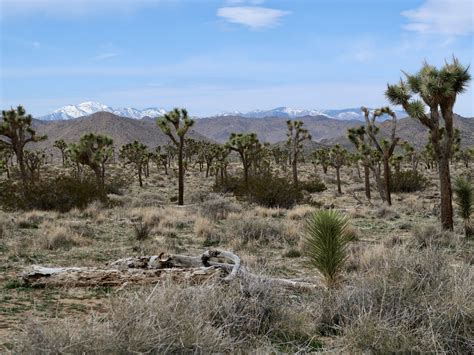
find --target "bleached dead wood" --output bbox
[20,249,320,291]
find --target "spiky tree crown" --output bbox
[0,106,47,146]
[157,108,194,146]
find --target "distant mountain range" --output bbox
[39,102,167,121]
[31,112,473,158]
[215,107,406,120]
[38,102,406,121]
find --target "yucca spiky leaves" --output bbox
[454,176,473,238]
[304,210,351,288]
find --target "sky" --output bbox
[0,0,473,117]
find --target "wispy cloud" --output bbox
[402,0,473,36]
[94,52,119,60]
[217,6,290,29]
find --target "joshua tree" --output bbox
[329,144,347,194]
[402,142,420,172]
[386,58,471,230]
[214,145,230,185]
[361,106,399,205]
[348,126,372,200]
[203,143,221,178]
[0,106,47,185]
[312,148,330,175]
[287,120,311,187]
[226,133,260,186]
[119,140,149,187]
[24,150,46,182]
[68,133,114,192]
[304,210,352,289]
[157,108,194,205]
[53,139,68,166]
[453,176,473,238]
[456,147,474,169]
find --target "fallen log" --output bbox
[20,249,320,291]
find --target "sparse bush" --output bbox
[199,194,241,220]
[215,175,303,209]
[133,220,151,241]
[411,225,459,249]
[390,170,429,193]
[225,213,295,246]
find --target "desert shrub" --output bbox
[225,214,295,246]
[133,220,151,241]
[329,247,472,353]
[390,170,429,193]
[199,194,241,220]
[215,175,303,209]
[300,179,326,193]
[14,277,322,353]
[0,176,108,212]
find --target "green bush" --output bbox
[300,179,327,193]
[0,176,109,212]
[390,170,429,193]
[214,174,303,209]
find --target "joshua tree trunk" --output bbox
[292,153,298,187]
[383,156,392,205]
[138,166,143,188]
[364,165,371,200]
[336,167,341,194]
[438,156,453,230]
[178,136,184,205]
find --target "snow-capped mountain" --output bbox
[215,107,406,121]
[39,102,167,121]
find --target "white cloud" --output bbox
[402,0,473,35]
[217,6,290,29]
[94,53,119,60]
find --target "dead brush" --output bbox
[132,219,151,241]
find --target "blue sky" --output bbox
[0,0,473,117]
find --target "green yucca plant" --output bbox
[453,176,473,238]
[304,210,351,288]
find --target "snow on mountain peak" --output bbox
[39,102,167,121]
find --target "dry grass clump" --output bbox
[14,277,322,353]
[373,205,400,220]
[39,222,90,250]
[411,225,460,249]
[287,205,315,220]
[224,213,297,247]
[253,206,285,218]
[199,194,241,220]
[328,246,473,353]
[16,210,57,229]
[194,217,222,246]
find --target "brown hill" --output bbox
[31,112,210,154]
[321,114,474,149]
[192,115,360,143]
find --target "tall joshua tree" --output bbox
[0,106,47,185]
[386,58,471,230]
[157,108,194,205]
[119,140,149,187]
[68,133,114,193]
[287,120,311,187]
[226,133,260,186]
[329,144,347,194]
[348,126,371,200]
[53,139,68,166]
[361,106,400,205]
